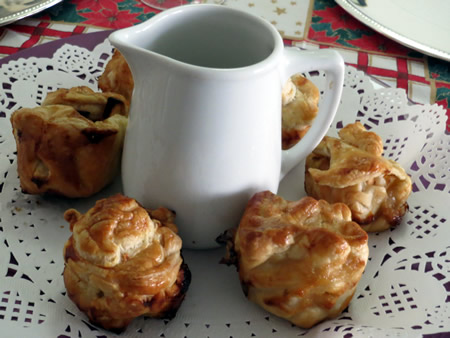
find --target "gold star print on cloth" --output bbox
[224,0,310,40]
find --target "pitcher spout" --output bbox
[109,4,281,72]
[108,25,170,84]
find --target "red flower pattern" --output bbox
[79,8,141,29]
[308,30,339,45]
[314,6,369,32]
[132,1,161,14]
[309,3,411,56]
[345,34,411,56]
[71,0,117,12]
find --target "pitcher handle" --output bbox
[280,48,344,180]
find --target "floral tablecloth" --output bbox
[0,0,448,130]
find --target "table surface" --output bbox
[0,0,449,132]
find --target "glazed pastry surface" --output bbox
[282,74,319,150]
[43,86,129,120]
[305,122,412,232]
[63,194,190,331]
[98,50,134,104]
[231,191,369,328]
[10,103,127,197]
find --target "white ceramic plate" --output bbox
[336,0,450,61]
[0,0,62,26]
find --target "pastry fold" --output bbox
[282,75,319,150]
[305,122,412,232]
[11,88,128,197]
[224,191,368,328]
[43,86,129,120]
[63,194,190,332]
[98,50,134,104]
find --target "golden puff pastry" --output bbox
[305,122,412,232]
[10,104,127,197]
[98,50,134,104]
[63,194,190,332]
[282,74,319,150]
[43,86,129,120]
[224,191,368,329]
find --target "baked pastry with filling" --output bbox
[282,74,319,150]
[221,191,368,328]
[10,98,127,197]
[98,50,134,104]
[305,122,412,232]
[63,194,190,332]
[43,86,129,119]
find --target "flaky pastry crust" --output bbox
[43,86,129,120]
[10,103,127,197]
[305,122,412,232]
[98,50,134,104]
[63,194,190,332]
[228,191,368,329]
[282,74,319,150]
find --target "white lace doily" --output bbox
[0,38,448,338]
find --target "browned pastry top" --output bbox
[282,75,319,150]
[233,191,368,328]
[305,122,412,232]
[64,194,182,290]
[236,191,367,272]
[43,86,129,120]
[308,122,407,188]
[98,50,134,104]
[63,194,188,331]
[10,104,127,197]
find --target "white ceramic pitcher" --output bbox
[109,4,344,249]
